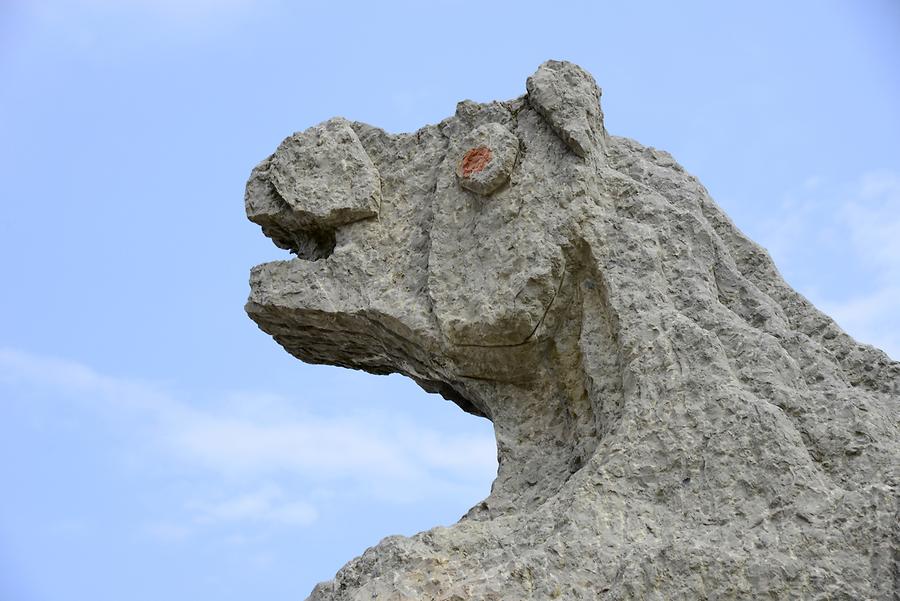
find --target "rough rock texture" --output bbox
[245,61,899,600]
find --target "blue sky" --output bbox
[1,1,898,599]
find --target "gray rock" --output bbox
[246,117,381,259]
[245,60,899,600]
[525,60,607,158]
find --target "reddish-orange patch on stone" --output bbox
[459,146,493,177]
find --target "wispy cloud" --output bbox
[0,347,497,531]
[141,486,318,543]
[142,521,192,543]
[15,0,268,50]
[31,0,259,23]
[818,171,900,359]
[756,170,900,359]
[192,485,317,527]
[168,408,497,495]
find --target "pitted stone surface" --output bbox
[245,116,380,258]
[526,60,607,158]
[245,60,900,600]
[455,122,519,195]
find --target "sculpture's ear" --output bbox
[526,60,607,158]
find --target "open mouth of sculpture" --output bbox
[247,176,379,263]
[287,227,336,261]
[245,116,382,263]
[258,212,339,262]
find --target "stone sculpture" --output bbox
[245,61,899,600]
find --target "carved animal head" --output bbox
[246,61,603,376]
[245,59,898,541]
[245,62,622,510]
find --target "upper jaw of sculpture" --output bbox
[244,60,609,386]
[245,116,382,262]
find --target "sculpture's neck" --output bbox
[454,257,624,519]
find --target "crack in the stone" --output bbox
[456,260,567,349]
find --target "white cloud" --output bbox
[17,0,268,49]
[817,171,900,359]
[142,521,192,543]
[1,347,496,554]
[842,171,900,271]
[756,170,900,359]
[192,485,317,527]
[0,347,497,504]
[32,0,258,22]
[166,407,498,499]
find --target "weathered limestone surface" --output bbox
[245,61,899,600]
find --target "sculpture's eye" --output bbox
[455,123,519,195]
[459,146,493,177]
